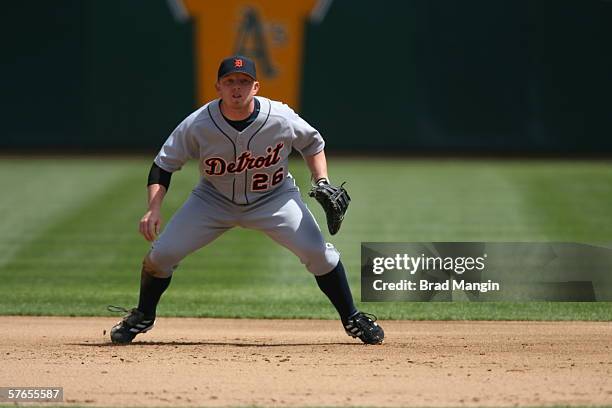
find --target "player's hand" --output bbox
[139,209,162,242]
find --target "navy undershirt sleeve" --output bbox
[147,162,172,190]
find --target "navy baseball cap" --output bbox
[217,55,257,80]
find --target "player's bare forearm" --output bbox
[140,184,167,241]
[304,150,329,183]
[147,184,167,211]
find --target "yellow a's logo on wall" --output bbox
[168,0,333,110]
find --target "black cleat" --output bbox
[108,305,155,344]
[344,312,384,345]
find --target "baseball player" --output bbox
[109,56,384,345]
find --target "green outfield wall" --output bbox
[2,0,611,153]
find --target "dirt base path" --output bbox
[0,317,611,407]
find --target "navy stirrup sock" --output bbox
[137,270,172,318]
[315,260,358,324]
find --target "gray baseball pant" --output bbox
[144,178,340,278]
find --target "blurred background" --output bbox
[2,0,611,154]
[1,0,612,318]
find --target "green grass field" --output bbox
[1,156,611,320]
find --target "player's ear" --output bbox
[252,81,260,95]
[215,81,221,95]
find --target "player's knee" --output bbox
[143,251,178,278]
[303,242,340,276]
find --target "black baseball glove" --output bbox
[308,178,351,235]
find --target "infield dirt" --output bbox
[0,317,610,407]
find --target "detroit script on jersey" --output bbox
[204,142,284,176]
[154,97,324,205]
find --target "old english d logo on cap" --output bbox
[217,55,257,79]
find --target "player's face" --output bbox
[216,73,259,109]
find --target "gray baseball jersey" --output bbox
[154,96,324,205]
[146,96,340,277]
